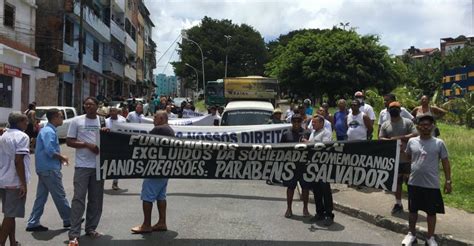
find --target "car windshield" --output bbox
[35,109,48,120]
[221,110,272,126]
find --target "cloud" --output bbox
[144,0,472,76]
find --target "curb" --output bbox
[296,186,473,245]
[332,200,474,246]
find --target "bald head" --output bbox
[153,110,168,126]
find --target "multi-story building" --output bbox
[402,46,439,59]
[35,0,156,111]
[440,35,474,56]
[155,74,177,97]
[442,65,474,97]
[0,0,41,123]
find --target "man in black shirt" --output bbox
[131,111,174,234]
[281,114,311,218]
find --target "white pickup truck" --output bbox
[36,106,79,139]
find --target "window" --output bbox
[64,19,74,46]
[65,109,75,119]
[461,74,467,80]
[93,40,99,62]
[0,75,13,108]
[4,3,14,28]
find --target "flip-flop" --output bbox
[152,224,168,232]
[131,226,153,234]
[86,230,103,238]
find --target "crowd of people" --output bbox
[0,91,452,246]
[270,91,451,246]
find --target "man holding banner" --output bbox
[305,114,334,226]
[281,114,311,218]
[131,110,174,234]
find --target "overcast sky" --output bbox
[144,0,473,76]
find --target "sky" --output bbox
[144,0,473,76]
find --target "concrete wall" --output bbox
[35,75,58,106]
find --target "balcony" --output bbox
[103,55,124,78]
[112,0,125,13]
[125,33,137,54]
[111,20,125,44]
[73,3,110,42]
[124,64,136,82]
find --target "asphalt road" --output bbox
[9,144,406,246]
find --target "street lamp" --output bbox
[185,63,200,99]
[181,30,205,101]
[224,35,232,78]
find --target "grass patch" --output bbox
[436,123,474,212]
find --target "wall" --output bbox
[0,0,36,49]
[35,72,58,106]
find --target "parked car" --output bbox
[36,106,79,139]
[220,101,274,126]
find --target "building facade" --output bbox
[155,73,177,97]
[35,0,156,112]
[440,35,474,56]
[0,0,41,123]
[442,65,474,97]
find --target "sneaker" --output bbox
[425,236,438,246]
[401,232,417,246]
[25,225,48,232]
[391,204,403,214]
[68,238,79,246]
[323,216,334,226]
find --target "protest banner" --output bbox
[111,122,292,144]
[98,131,400,191]
[142,114,215,126]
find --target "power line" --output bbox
[162,42,178,74]
[155,33,181,66]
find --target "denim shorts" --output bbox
[141,178,168,202]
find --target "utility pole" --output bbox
[224,35,231,78]
[77,0,84,112]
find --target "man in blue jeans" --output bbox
[26,108,71,231]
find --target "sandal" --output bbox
[152,223,167,232]
[131,225,153,234]
[86,230,103,239]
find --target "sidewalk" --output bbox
[313,184,474,245]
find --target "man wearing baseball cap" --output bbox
[401,114,452,246]
[379,101,418,215]
[268,108,284,124]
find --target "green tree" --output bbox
[172,17,268,90]
[265,28,398,104]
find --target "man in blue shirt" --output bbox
[26,108,71,232]
[334,99,348,140]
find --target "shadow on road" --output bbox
[31,228,68,241]
[167,192,287,202]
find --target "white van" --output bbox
[220,101,274,126]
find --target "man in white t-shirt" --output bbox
[349,91,375,139]
[66,97,105,245]
[165,105,177,119]
[126,103,146,123]
[0,112,30,246]
[209,106,221,126]
[105,107,126,190]
[307,107,332,132]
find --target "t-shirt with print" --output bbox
[379,117,416,163]
[0,129,31,188]
[67,115,100,169]
[405,136,448,189]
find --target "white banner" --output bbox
[111,123,292,144]
[142,114,215,126]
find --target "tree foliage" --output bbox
[172,16,268,90]
[265,28,398,103]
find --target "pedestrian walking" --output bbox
[131,111,174,234]
[0,112,30,246]
[401,115,452,246]
[66,97,106,245]
[26,109,71,232]
[379,102,418,215]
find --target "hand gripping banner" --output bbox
[98,131,400,191]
